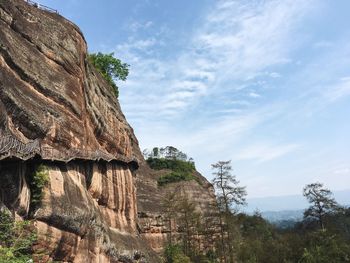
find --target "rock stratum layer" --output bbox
[136,163,219,253]
[0,0,218,262]
[0,0,139,163]
[0,0,157,262]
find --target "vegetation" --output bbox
[157,171,195,186]
[211,160,247,263]
[145,146,197,186]
[29,165,49,212]
[147,157,195,172]
[0,210,36,262]
[303,182,340,229]
[160,159,350,263]
[164,244,192,263]
[88,52,129,98]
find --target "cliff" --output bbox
[0,0,218,261]
[136,163,219,253]
[0,0,155,262]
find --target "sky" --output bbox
[38,0,350,198]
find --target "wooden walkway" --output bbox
[0,134,138,164]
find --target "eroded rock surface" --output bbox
[0,0,158,262]
[136,163,219,253]
[0,0,218,261]
[0,0,139,162]
[0,160,158,262]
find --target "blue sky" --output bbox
[39,0,350,198]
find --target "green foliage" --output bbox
[157,172,195,186]
[303,182,340,229]
[147,158,196,186]
[29,165,49,211]
[299,229,350,263]
[0,210,36,262]
[164,244,192,263]
[147,157,195,173]
[143,146,192,162]
[88,52,129,98]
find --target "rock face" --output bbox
[0,160,157,262]
[0,0,139,162]
[0,0,157,262]
[0,0,218,261]
[136,163,219,253]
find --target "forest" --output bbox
[145,147,350,263]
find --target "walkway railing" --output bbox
[0,134,138,164]
[24,0,58,14]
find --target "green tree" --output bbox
[299,229,350,263]
[29,165,49,214]
[162,191,178,245]
[176,195,201,257]
[211,160,247,263]
[164,244,192,263]
[0,209,37,262]
[88,52,129,98]
[303,182,339,229]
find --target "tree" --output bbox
[0,209,37,262]
[299,229,350,263]
[212,161,247,214]
[88,52,129,98]
[211,160,247,263]
[303,182,340,229]
[176,195,201,257]
[162,191,178,245]
[152,147,160,158]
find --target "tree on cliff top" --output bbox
[88,52,129,98]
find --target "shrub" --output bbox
[146,158,196,186]
[29,165,49,211]
[0,210,36,262]
[88,52,129,98]
[147,157,195,172]
[164,244,192,263]
[157,172,195,186]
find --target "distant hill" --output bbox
[261,209,304,222]
[245,189,350,213]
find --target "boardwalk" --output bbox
[0,134,138,164]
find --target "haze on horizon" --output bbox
[40,0,350,198]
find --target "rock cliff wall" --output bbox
[0,0,218,261]
[0,160,157,262]
[0,0,156,262]
[0,0,139,162]
[136,163,219,253]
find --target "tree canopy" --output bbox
[88,52,129,98]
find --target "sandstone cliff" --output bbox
[136,163,219,253]
[0,0,218,261]
[0,0,155,262]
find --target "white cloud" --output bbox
[129,20,153,32]
[249,92,261,98]
[313,40,333,49]
[234,143,300,163]
[325,77,350,101]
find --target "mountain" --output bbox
[0,1,217,261]
[246,189,350,212]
